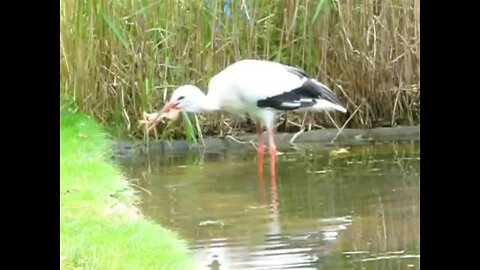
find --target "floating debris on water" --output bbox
[388,250,405,255]
[329,148,350,158]
[319,216,353,224]
[369,159,386,163]
[198,220,225,228]
[342,251,370,255]
[346,161,363,165]
[246,205,267,210]
[309,169,333,174]
[352,254,420,262]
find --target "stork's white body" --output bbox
[203,59,346,129]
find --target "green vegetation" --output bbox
[60,106,193,270]
[60,0,419,138]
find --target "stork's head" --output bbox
[160,85,207,113]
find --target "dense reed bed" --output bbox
[60,0,420,140]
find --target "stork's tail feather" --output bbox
[310,100,347,113]
[301,79,346,112]
[308,79,341,105]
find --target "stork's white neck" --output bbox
[185,90,220,113]
[198,94,220,113]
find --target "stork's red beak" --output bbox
[161,101,178,113]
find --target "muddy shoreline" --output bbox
[112,125,420,158]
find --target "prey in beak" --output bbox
[138,103,180,133]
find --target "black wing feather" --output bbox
[256,66,343,111]
[257,90,316,110]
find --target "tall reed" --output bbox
[60,0,420,139]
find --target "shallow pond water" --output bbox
[117,139,420,270]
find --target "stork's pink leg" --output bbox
[267,128,277,177]
[257,122,265,175]
[257,122,265,155]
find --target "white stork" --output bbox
[157,59,347,175]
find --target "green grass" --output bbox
[60,106,193,270]
[60,0,420,140]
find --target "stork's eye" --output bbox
[177,96,185,101]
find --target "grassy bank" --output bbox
[60,0,419,139]
[60,106,193,270]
